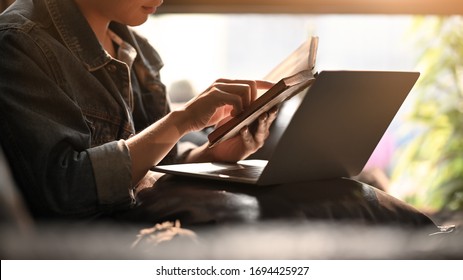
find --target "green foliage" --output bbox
[392,16,463,211]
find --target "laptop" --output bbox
[153,70,420,185]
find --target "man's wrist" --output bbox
[184,142,216,163]
[167,110,193,137]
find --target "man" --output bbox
[0,0,276,219]
[1,0,436,228]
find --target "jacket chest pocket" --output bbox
[82,109,134,147]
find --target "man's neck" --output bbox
[73,1,115,56]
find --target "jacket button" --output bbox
[106,64,117,72]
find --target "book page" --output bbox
[264,36,318,83]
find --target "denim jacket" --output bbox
[0,0,177,218]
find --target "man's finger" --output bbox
[213,82,252,108]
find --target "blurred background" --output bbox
[133,1,463,215]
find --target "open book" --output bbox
[207,36,319,147]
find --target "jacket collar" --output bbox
[44,0,111,71]
[42,0,162,76]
